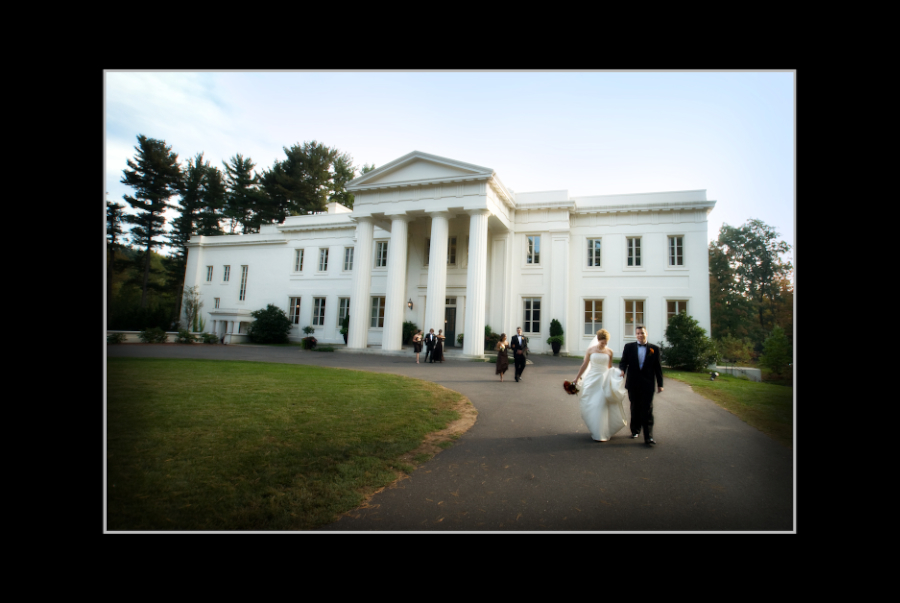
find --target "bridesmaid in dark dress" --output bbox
[495,334,509,381]
[433,329,445,363]
[413,330,423,363]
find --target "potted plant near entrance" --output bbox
[340,315,349,344]
[547,319,564,356]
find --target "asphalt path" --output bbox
[107,344,794,531]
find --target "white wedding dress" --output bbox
[579,351,628,441]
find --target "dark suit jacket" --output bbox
[619,342,663,393]
[424,333,436,349]
[510,334,528,357]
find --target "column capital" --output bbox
[385,213,414,223]
[466,208,491,217]
[353,215,375,224]
[427,210,453,219]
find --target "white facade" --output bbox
[184,151,715,356]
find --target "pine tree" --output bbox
[106,196,127,324]
[120,135,182,308]
[259,141,357,220]
[223,154,261,233]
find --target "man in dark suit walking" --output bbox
[510,327,528,382]
[618,324,664,446]
[424,329,436,363]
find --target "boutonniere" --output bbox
[649,348,655,355]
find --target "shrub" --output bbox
[759,326,792,376]
[457,333,464,345]
[302,336,318,350]
[200,332,219,344]
[107,332,126,344]
[248,305,292,344]
[139,327,168,343]
[340,315,350,335]
[716,335,753,365]
[484,325,501,351]
[175,329,197,344]
[660,312,718,371]
[402,321,419,345]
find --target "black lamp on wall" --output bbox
[407,299,413,310]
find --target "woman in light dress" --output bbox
[572,329,628,442]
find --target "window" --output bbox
[294,249,304,272]
[668,236,684,266]
[338,297,350,326]
[424,238,430,266]
[448,236,457,265]
[627,237,641,267]
[587,238,602,267]
[223,265,230,281]
[624,300,644,337]
[370,297,385,327]
[206,266,213,282]
[214,297,220,309]
[446,297,456,306]
[376,241,388,268]
[526,235,540,264]
[667,300,688,328]
[289,297,301,324]
[584,300,603,335]
[318,248,329,272]
[523,298,541,333]
[343,247,354,271]
[239,266,248,301]
[313,298,326,326]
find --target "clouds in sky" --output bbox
[105,70,794,255]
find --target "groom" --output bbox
[619,325,663,446]
[424,329,436,363]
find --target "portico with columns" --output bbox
[345,152,514,358]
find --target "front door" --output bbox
[444,307,456,347]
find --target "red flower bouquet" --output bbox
[563,380,580,395]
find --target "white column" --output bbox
[348,217,375,349]
[424,212,450,336]
[550,232,570,353]
[382,214,411,351]
[463,209,490,357]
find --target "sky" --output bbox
[105,71,794,260]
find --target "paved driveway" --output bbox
[107,344,794,531]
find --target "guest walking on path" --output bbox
[413,330,423,363]
[424,329,436,363]
[511,327,528,382]
[495,334,509,381]
[433,329,445,363]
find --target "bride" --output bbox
[572,329,628,442]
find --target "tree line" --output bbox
[107,134,375,330]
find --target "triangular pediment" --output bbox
[347,151,493,190]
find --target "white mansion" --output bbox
[184,151,716,357]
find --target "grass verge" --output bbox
[107,358,470,530]
[663,369,793,449]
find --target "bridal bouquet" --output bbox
[563,380,580,395]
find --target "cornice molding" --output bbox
[573,200,716,214]
[188,239,289,248]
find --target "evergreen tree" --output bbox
[661,312,718,372]
[120,135,182,308]
[259,141,356,220]
[198,164,226,236]
[223,154,261,233]
[106,197,127,324]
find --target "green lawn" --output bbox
[106,358,466,530]
[663,369,793,449]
